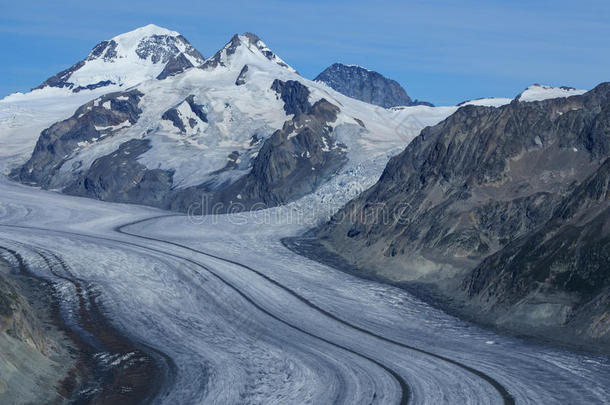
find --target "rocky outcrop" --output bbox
[271,79,311,115]
[314,63,431,108]
[157,53,195,80]
[0,254,76,405]
[209,98,346,209]
[136,34,203,65]
[0,269,47,354]
[64,139,174,208]
[161,94,208,133]
[11,90,144,187]
[73,80,116,93]
[235,65,249,85]
[34,61,86,91]
[317,82,610,348]
[87,39,119,61]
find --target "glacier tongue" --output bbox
[1,176,610,405]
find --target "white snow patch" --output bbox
[459,98,512,107]
[517,84,587,102]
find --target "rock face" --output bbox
[0,269,47,354]
[161,94,208,133]
[0,254,76,404]
[235,65,249,85]
[209,97,346,210]
[12,90,144,188]
[317,82,610,347]
[314,63,431,108]
[156,53,195,80]
[465,158,610,342]
[271,79,312,115]
[64,139,174,207]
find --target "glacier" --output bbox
[1,24,608,404]
[0,175,609,404]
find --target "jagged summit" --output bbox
[200,32,294,72]
[34,24,204,92]
[314,63,432,108]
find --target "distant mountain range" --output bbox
[3,25,486,213]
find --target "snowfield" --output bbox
[516,84,587,102]
[0,86,121,172]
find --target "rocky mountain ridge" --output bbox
[314,63,432,108]
[317,82,610,347]
[464,157,610,343]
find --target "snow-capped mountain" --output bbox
[456,84,587,107]
[35,24,204,92]
[7,28,465,213]
[200,32,295,73]
[456,97,513,107]
[314,63,432,108]
[5,25,584,216]
[0,24,204,170]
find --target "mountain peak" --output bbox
[331,62,371,72]
[315,63,430,108]
[87,24,202,65]
[242,32,261,43]
[34,25,204,93]
[112,24,180,41]
[200,32,294,72]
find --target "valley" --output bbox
[1,177,609,404]
[1,22,609,404]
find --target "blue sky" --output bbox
[1,0,609,105]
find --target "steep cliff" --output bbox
[317,83,610,347]
[315,63,432,107]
